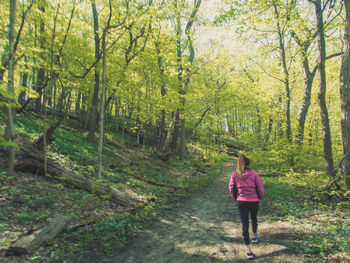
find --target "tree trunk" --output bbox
[296,53,316,143]
[273,2,291,142]
[155,39,167,148]
[35,69,45,113]
[313,0,334,177]
[88,0,100,143]
[18,72,28,105]
[340,0,350,189]
[175,0,202,159]
[35,2,46,114]
[6,0,17,176]
[162,114,176,154]
[174,0,183,157]
[57,86,67,113]
[42,4,60,174]
[75,92,81,115]
[265,117,273,142]
[97,29,107,179]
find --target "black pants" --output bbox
[237,201,259,245]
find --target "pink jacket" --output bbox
[229,169,264,202]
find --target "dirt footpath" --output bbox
[115,162,302,263]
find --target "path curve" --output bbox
[116,162,302,262]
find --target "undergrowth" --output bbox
[261,170,350,261]
[0,113,227,262]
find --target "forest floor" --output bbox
[0,115,349,262]
[114,161,306,263]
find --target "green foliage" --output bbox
[53,203,160,262]
[303,221,350,256]
[241,134,327,172]
[263,170,349,260]
[263,176,307,218]
[52,128,98,166]
[0,135,19,149]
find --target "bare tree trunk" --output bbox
[273,1,291,142]
[35,2,46,114]
[35,69,45,113]
[312,0,334,177]
[75,92,81,115]
[88,0,100,143]
[6,0,17,176]
[97,30,107,179]
[174,0,183,156]
[155,37,167,148]
[296,53,316,143]
[41,4,60,174]
[18,72,28,105]
[173,0,202,159]
[96,0,129,177]
[340,0,350,189]
[162,114,176,154]
[265,118,273,142]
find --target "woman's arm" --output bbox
[255,172,264,200]
[229,172,237,200]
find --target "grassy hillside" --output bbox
[0,113,227,262]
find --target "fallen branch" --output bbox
[6,214,68,256]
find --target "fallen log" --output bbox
[6,214,68,256]
[16,148,140,207]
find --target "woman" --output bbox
[229,155,264,260]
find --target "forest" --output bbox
[0,0,349,262]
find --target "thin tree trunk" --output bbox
[6,0,17,176]
[273,1,291,142]
[174,0,183,156]
[18,72,28,105]
[75,92,81,115]
[65,90,72,115]
[155,38,167,148]
[313,0,334,177]
[265,117,273,142]
[35,2,46,114]
[296,53,316,143]
[340,0,350,189]
[96,0,129,177]
[88,0,100,142]
[97,29,107,179]
[35,69,45,113]
[43,3,60,174]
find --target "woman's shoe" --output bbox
[252,234,258,243]
[246,251,254,259]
